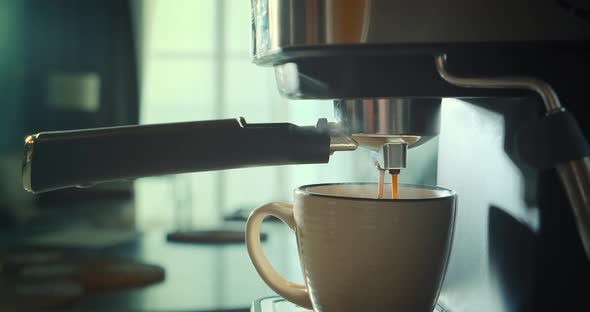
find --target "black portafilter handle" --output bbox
[23,118,331,194]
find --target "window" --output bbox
[134,0,367,231]
[133,0,436,231]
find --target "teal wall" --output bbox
[0,1,25,152]
[0,0,139,153]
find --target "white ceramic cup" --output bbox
[245,183,456,312]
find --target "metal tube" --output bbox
[557,157,590,259]
[435,55,563,113]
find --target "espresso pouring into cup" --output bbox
[245,183,457,312]
[20,46,590,312]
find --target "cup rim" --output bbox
[295,182,456,202]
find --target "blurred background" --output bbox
[0,0,437,310]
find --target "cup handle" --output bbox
[245,202,312,309]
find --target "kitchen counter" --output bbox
[0,221,302,312]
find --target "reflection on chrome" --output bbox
[22,134,38,193]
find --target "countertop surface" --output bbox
[0,221,302,312]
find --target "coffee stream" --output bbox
[377,170,385,198]
[391,171,398,199]
[376,168,399,199]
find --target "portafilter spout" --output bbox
[333,98,441,170]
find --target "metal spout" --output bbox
[372,142,408,170]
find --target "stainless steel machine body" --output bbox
[251,0,589,59]
[251,0,590,310]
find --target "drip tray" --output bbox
[251,296,450,312]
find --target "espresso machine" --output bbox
[22,0,590,311]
